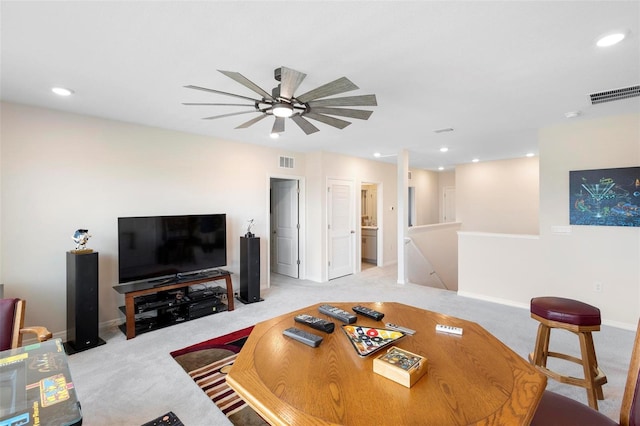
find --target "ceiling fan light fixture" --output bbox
[272,102,294,118]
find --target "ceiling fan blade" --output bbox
[291,114,320,135]
[218,70,274,101]
[311,107,373,120]
[279,67,307,99]
[184,85,260,102]
[307,94,377,107]
[182,103,256,107]
[235,114,269,129]
[296,77,359,103]
[303,112,351,129]
[272,117,285,134]
[202,110,260,120]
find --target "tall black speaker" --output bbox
[239,237,262,304]
[66,252,105,353]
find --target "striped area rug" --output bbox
[189,353,246,417]
[171,327,267,425]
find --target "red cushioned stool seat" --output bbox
[529,297,607,411]
[531,297,601,326]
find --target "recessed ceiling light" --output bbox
[270,132,280,139]
[439,147,449,153]
[564,111,581,119]
[438,166,444,171]
[373,152,381,158]
[472,158,479,163]
[596,32,626,47]
[51,87,74,96]
[526,153,535,158]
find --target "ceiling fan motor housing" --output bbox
[272,85,281,100]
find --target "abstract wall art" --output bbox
[570,166,640,227]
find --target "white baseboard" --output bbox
[458,290,636,331]
[457,290,529,311]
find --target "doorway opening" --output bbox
[360,182,381,271]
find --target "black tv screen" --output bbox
[118,214,227,284]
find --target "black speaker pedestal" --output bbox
[65,251,105,354]
[238,237,263,304]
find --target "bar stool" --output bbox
[529,297,607,410]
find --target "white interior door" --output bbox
[328,179,355,280]
[271,179,299,278]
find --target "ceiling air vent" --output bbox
[279,156,294,169]
[590,85,640,105]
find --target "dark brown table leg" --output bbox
[225,275,234,311]
[125,294,136,339]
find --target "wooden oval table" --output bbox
[226,302,546,425]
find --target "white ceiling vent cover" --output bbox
[590,85,640,104]
[279,156,295,169]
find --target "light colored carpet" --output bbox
[67,265,634,425]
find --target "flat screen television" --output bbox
[117,214,227,284]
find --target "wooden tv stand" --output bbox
[113,271,234,340]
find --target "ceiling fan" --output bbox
[183,67,377,136]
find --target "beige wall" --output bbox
[0,102,306,334]
[305,151,399,281]
[538,113,640,327]
[4,100,636,335]
[456,157,539,234]
[408,168,440,226]
[459,113,640,328]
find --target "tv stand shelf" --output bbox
[113,272,234,339]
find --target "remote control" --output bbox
[318,304,357,324]
[385,323,416,335]
[436,324,463,335]
[283,327,323,347]
[352,305,385,321]
[295,314,335,333]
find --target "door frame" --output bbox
[266,174,306,288]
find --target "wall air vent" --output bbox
[279,156,294,169]
[589,85,640,105]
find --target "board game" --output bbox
[0,339,82,426]
[340,325,405,357]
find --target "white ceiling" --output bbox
[2,1,639,170]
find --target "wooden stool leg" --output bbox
[530,323,551,367]
[579,331,601,410]
[582,332,606,400]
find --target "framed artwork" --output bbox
[569,166,640,227]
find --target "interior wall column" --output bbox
[397,149,409,284]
